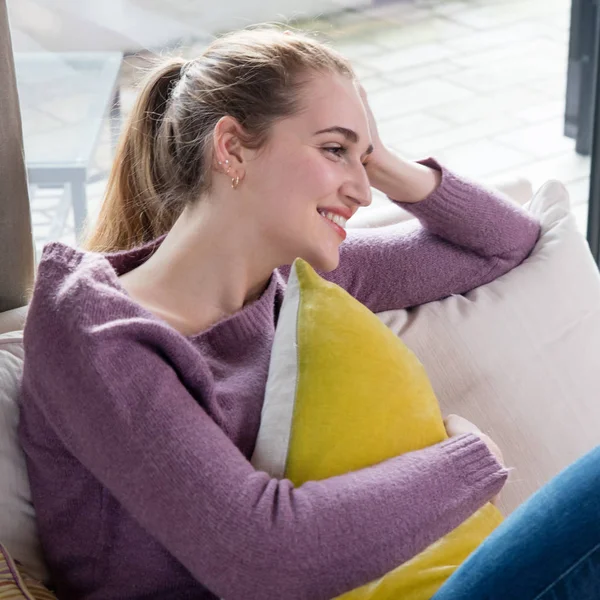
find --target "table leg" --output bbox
[70,174,88,242]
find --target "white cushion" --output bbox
[0,307,28,336]
[0,330,48,582]
[376,180,600,514]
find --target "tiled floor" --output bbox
[27,0,590,255]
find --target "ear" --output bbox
[212,115,252,170]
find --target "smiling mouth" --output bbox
[317,209,347,240]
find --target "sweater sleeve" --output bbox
[304,158,542,313]
[21,299,508,600]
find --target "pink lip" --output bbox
[318,206,354,220]
[319,212,347,241]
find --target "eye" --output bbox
[323,145,347,158]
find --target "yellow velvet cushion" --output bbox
[252,258,503,599]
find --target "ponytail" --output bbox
[83,58,186,253]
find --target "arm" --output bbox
[315,155,541,313]
[22,290,506,600]
[313,85,541,312]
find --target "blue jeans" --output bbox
[432,445,600,599]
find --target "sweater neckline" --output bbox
[105,235,281,345]
[45,235,283,347]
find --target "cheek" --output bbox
[288,153,340,201]
[251,150,341,229]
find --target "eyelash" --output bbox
[324,145,368,168]
[325,145,347,157]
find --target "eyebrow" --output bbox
[314,126,374,156]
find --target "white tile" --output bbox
[493,119,575,158]
[542,11,572,31]
[397,115,526,157]
[431,1,475,17]
[331,39,386,60]
[515,100,565,123]
[384,59,461,86]
[359,42,456,73]
[447,0,564,30]
[442,54,566,93]
[449,37,566,69]
[429,139,533,179]
[525,76,569,101]
[368,78,475,121]
[486,157,589,203]
[329,9,382,29]
[359,75,395,94]
[351,61,383,79]
[427,87,549,125]
[379,112,451,147]
[506,152,590,191]
[444,20,558,53]
[370,17,474,50]
[363,4,432,23]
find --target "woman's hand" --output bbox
[444,414,505,507]
[357,82,442,203]
[356,83,386,169]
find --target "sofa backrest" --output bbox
[0,330,48,583]
[0,307,28,336]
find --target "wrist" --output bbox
[366,148,442,203]
[475,432,505,468]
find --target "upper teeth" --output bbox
[319,210,347,229]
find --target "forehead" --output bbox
[293,73,370,137]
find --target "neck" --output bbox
[121,197,276,334]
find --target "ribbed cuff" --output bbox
[440,433,508,493]
[388,156,541,260]
[393,157,498,224]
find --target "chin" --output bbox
[303,249,340,273]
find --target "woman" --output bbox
[17,27,598,600]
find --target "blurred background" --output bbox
[6,0,598,262]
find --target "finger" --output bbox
[356,82,368,101]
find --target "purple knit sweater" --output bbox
[19,159,540,600]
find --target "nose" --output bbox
[345,163,372,208]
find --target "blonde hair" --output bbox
[83,27,354,253]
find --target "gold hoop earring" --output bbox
[231,175,240,189]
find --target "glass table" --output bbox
[14,52,123,240]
